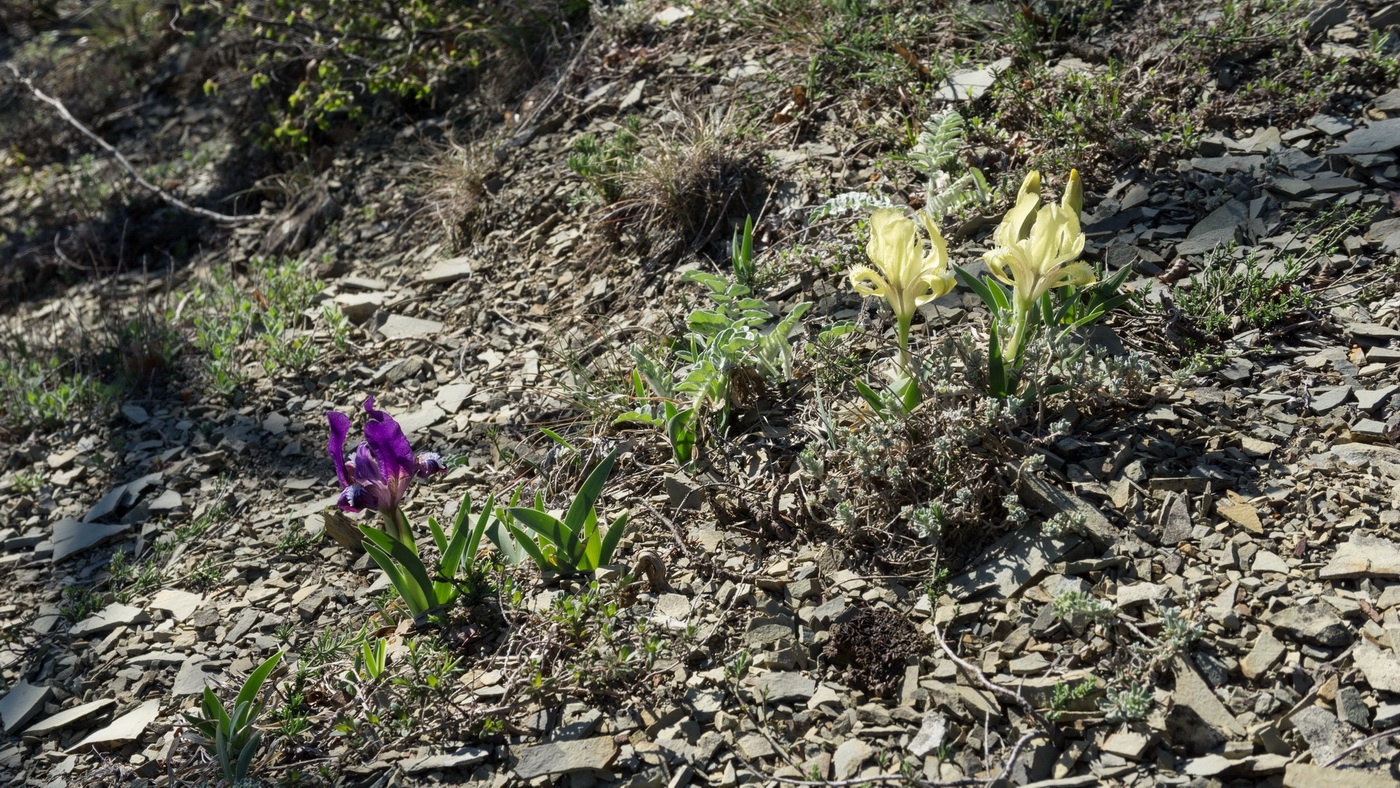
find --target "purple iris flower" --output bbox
[327,397,446,517]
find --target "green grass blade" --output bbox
[234,650,283,710]
[563,448,619,532]
[595,513,629,567]
[508,507,574,559]
[505,520,553,569]
[361,525,434,615]
[428,515,448,554]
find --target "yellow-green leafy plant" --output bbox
[183,650,283,784]
[984,169,1093,362]
[850,208,956,367]
[621,271,808,465]
[848,208,955,413]
[955,170,1127,396]
[488,448,629,573]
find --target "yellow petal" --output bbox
[1061,168,1083,216]
[848,265,891,299]
[1059,261,1096,287]
[997,171,1043,246]
[868,208,918,284]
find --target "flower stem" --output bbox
[896,314,913,369]
[1005,301,1032,366]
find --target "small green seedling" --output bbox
[184,650,284,784]
[493,448,629,572]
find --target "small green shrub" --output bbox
[184,650,284,784]
[179,255,340,397]
[621,271,808,464]
[0,335,111,435]
[568,117,642,203]
[197,0,586,150]
[489,449,629,573]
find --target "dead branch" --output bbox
[5,65,268,226]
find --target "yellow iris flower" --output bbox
[849,208,956,364]
[983,170,1094,360]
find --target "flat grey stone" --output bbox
[832,739,873,779]
[1190,154,1264,174]
[1326,444,1400,480]
[1267,603,1352,647]
[421,256,473,284]
[934,57,1011,101]
[1309,174,1364,193]
[25,698,115,737]
[1165,657,1243,756]
[1352,419,1389,439]
[51,518,130,564]
[1158,492,1193,545]
[744,623,791,649]
[434,382,475,414]
[71,699,160,749]
[1177,199,1248,256]
[1375,701,1400,728]
[377,313,444,340]
[1251,551,1289,575]
[1019,475,1117,548]
[810,597,848,628]
[1267,176,1314,198]
[69,602,148,637]
[120,403,150,425]
[1290,706,1349,766]
[1349,322,1400,341]
[1101,730,1155,760]
[1310,113,1356,137]
[513,736,617,779]
[1304,1,1349,39]
[147,489,182,512]
[653,593,692,622]
[1329,118,1400,155]
[0,680,52,734]
[223,607,261,645]
[948,530,1081,600]
[1116,582,1168,609]
[148,589,204,622]
[335,292,384,324]
[1283,763,1400,788]
[1375,2,1400,28]
[1241,629,1286,681]
[1335,685,1370,730]
[84,486,129,523]
[752,672,817,703]
[1309,385,1352,413]
[395,402,444,438]
[403,746,490,773]
[1374,87,1400,112]
[907,711,949,757]
[1319,534,1400,579]
[172,657,212,696]
[127,651,187,667]
[1008,653,1050,674]
[1353,639,1400,694]
[1235,126,1282,153]
[1355,384,1398,411]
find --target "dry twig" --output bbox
[932,623,1065,749]
[5,65,267,225]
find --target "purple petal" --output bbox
[338,484,381,513]
[327,411,352,487]
[352,442,384,486]
[361,397,417,482]
[415,452,446,478]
